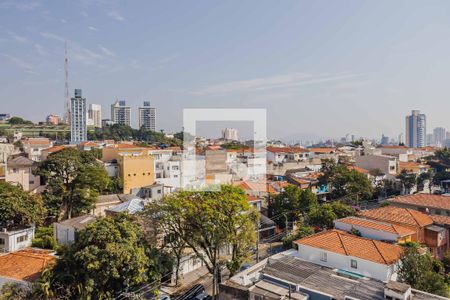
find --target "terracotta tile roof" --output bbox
[307,148,336,154]
[266,146,309,154]
[390,194,450,211]
[23,138,51,146]
[234,181,277,194]
[348,165,369,174]
[359,206,433,227]
[295,230,403,265]
[44,145,65,153]
[335,216,415,237]
[380,145,409,149]
[398,162,429,173]
[430,214,450,226]
[0,249,55,282]
[79,141,99,147]
[246,195,261,202]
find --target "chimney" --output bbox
[384,281,412,300]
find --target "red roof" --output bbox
[266,146,309,154]
[348,165,369,174]
[390,194,450,211]
[335,216,415,237]
[0,249,55,282]
[295,230,403,265]
[359,206,433,228]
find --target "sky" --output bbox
[1,0,450,141]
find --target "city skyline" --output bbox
[2,1,450,140]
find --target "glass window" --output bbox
[320,252,327,262]
[351,259,357,269]
[0,238,5,245]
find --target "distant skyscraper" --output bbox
[138,101,156,131]
[88,104,102,128]
[222,128,239,141]
[405,110,426,148]
[111,100,131,127]
[70,89,87,144]
[398,133,404,145]
[46,114,60,125]
[381,134,389,145]
[426,133,434,146]
[433,127,447,147]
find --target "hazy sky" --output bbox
[1,0,450,141]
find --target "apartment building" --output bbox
[138,101,156,131]
[267,146,311,164]
[117,152,155,194]
[111,100,131,126]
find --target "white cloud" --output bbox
[88,26,98,31]
[107,10,125,21]
[0,53,38,75]
[60,18,67,23]
[40,32,65,42]
[192,72,362,96]
[13,1,40,11]
[7,31,29,43]
[98,45,115,56]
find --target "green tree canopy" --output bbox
[35,148,110,220]
[35,214,151,299]
[143,185,257,294]
[0,182,46,228]
[398,246,449,297]
[270,185,318,227]
[397,170,417,195]
[318,159,373,204]
[8,116,33,125]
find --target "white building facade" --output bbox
[70,89,87,144]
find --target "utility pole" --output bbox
[256,221,260,263]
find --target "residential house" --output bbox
[267,146,311,164]
[220,250,444,300]
[54,215,97,245]
[22,138,52,162]
[359,206,447,258]
[93,194,136,216]
[355,154,398,177]
[5,156,42,192]
[334,216,415,244]
[0,226,35,253]
[40,145,65,161]
[104,198,146,216]
[390,194,450,216]
[294,230,403,281]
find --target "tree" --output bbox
[8,116,33,125]
[398,246,449,297]
[417,170,433,192]
[0,182,46,227]
[318,159,373,204]
[143,185,257,296]
[0,282,31,300]
[35,214,151,299]
[308,204,336,229]
[32,226,57,250]
[282,226,314,249]
[397,170,417,195]
[270,185,318,227]
[35,148,110,220]
[329,201,356,219]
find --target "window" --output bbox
[351,259,357,269]
[320,252,327,262]
[0,238,4,245]
[435,210,441,215]
[157,189,162,194]
[17,235,27,243]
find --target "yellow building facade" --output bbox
[118,153,155,194]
